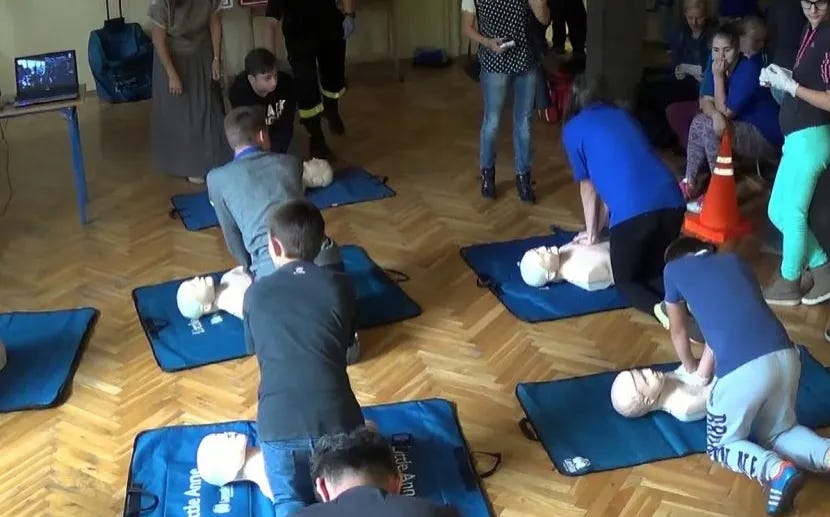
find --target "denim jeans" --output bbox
[479,67,539,174]
[261,437,318,517]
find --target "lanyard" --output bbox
[795,26,819,68]
[234,145,261,160]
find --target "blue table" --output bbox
[0,84,89,224]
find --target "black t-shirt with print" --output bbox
[228,71,297,154]
[780,22,830,136]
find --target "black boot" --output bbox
[302,115,334,159]
[323,97,345,135]
[480,168,496,199]
[515,172,536,204]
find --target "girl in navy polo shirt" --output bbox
[561,74,688,327]
[760,0,830,306]
[682,23,782,210]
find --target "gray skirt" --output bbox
[150,39,231,178]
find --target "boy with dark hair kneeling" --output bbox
[662,236,830,516]
[295,426,460,516]
[243,199,363,517]
[228,48,297,154]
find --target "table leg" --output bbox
[63,106,89,224]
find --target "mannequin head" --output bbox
[519,246,561,287]
[0,339,6,372]
[610,368,666,418]
[303,159,334,189]
[176,276,217,320]
[196,432,249,487]
[311,427,402,503]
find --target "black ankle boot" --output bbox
[323,98,345,135]
[515,172,536,204]
[480,168,496,199]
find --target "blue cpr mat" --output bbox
[124,398,497,517]
[132,245,421,372]
[0,308,98,412]
[516,346,830,476]
[170,167,396,231]
[459,231,628,323]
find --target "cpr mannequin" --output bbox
[302,158,334,189]
[196,432,274,502]
[519,241,614,291]
[610,367,713,423]
[176,266,252,320]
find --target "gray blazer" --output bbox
[207,150,342,279]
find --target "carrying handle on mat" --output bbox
[374,175,390,185]
[169,208,182,220]
[475,275,501,295]
[472,451,503,479]
[141,318,169,339]
[518,418,540,442]
[124,484,159,516]
[383,269,410,283]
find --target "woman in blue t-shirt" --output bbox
[561,74,689,327]
[682,23,782,210]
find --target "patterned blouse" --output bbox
[462,0,537,75]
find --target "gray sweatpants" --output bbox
[706,346,830,483]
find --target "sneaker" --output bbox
[346,332,361,365]
[654,302,670,329]
[766,461,804,516]
[825,327,830,343]
[686,196,704,214]
[187,176,205,185]
[764,273,802,306]
[801,262,830,305]
[653,302,705,343]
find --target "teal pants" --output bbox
[768,126,830,280]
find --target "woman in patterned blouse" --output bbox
[461,0,550,204]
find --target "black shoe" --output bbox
[323,98,345,135]
[480,168,496,199]
[515,172,536,204]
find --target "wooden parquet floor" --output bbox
[0,63,828,517]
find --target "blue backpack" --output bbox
[88,2,153,103]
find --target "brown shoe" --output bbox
[764,272,802,306]
[802,262,830,305]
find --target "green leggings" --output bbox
[769,125,830,280]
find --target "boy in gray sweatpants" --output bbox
[661,236,830,516]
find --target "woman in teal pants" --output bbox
[760,0,830,306]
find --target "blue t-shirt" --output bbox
[663,252,791,378]
[700,54,783,147]
[562,104,684,227]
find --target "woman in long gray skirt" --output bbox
[149,0,231,183]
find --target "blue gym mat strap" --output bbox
[515,345,830,476]
[0,307,98,412]
[169,167,396,232]
[132,245,420,372]
[459,229,629,323]
[123,398,498,517]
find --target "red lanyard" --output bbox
[796,27,819,68]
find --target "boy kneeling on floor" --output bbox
[662,236,830,516]
[244,199,363,517]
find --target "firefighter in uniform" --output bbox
[265,0,356,159]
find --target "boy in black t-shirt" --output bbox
[243,199,364,517]
[229,48,298,154]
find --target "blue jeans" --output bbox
[261,438,318,517]
[479,67,539,174]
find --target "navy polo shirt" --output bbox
[562,104,684,227]
[664,252,791,378]
[700,54,783,147]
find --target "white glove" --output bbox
[766,64,799,97]
[673,364,710,387]
[758,66,772,87]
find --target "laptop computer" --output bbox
[14,50,80,108]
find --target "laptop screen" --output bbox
[15,50,78,94]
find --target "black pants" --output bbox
[636,72,699,148]
[609,207,685,317]
[549,0,587,53]
[284,25,346,120]
[809,169,830,253]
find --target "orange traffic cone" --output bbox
[683,128,752,244]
